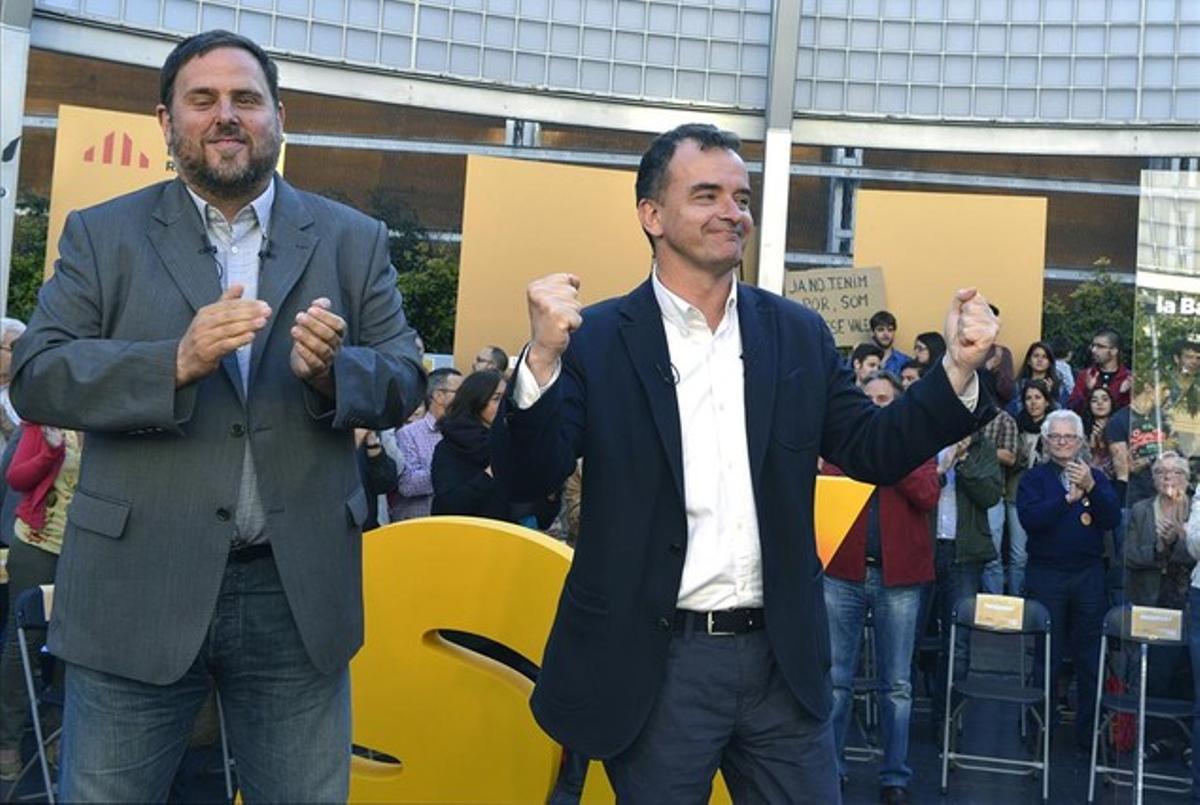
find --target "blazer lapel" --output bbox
[249,177,318,388]
[618,279,685,504]
[739,286,777,487]
[146,179,245,399]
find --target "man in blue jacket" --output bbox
[492,123,999,803]
[1018,408,1122,751]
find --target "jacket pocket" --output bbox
[345,486,369,527]
[67,488,131,540]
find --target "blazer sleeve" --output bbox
[491,344,585,502]
[305,219,426,431]
[10,210,198,433]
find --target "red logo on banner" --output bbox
[83,132,152,169]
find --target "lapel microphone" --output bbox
[258,239,274,260]
[656,363,680,386]
[199,236,217,255]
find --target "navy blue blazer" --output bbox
[491,278,992,759]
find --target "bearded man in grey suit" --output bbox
[10,30,424,801]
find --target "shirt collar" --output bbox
[185,177,275,236]
[650,268,738,338]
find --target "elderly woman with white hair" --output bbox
[1126,451,1195,609]
[1017,408,1122,751]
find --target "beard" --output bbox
[169,121,281,202]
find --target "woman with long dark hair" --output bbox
[1082,386,1116,479]
[431,370,509,519]
[1008,341,1067,414]
[1005,380,1056,595]
[912,332,946,370]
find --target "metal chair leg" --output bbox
[16,628,54,804]
[215,690,234,803]
[1088,633,1107,803]
[940,621,956,794]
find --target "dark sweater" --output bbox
[1016,461,1122,571]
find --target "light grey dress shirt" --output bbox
[187,181,275,546]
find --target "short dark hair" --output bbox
[900,359,926,377]
[869,310,897,330]
[478,345,508,372]
[863,370,904,396]
[160,30,280,109]
[444,370,503,423]
[1093,327,1122,349]
[1173,338,1200,357]
[636,123,741,206]
[425,367,462,405]
[851,342,885,366]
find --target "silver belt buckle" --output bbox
[706,611,736,636]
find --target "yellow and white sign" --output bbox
[974,594,1026,632]
[1130,605,1183,642]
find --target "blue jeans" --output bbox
[982,502,1006,594]
[1006,502,1028,596]
[59,553,351,802]
[932,542,983,719]
[825,570,922,789]
[1024,561,1106,749]
[1189,587,1200,799]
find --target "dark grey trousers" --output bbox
[604,627,841,804]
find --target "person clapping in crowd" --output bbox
[1126,452,1194,609]
[1006,379,1056,596]
[1017,409,1121,753]
[0,424,82,780]
[1082,386,1117,480]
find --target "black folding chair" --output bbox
[13,585,60,803]
[940,594,1052,801]
[1087,604,1192,803]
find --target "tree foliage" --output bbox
[1041,269,1134,370]
[361,189,460,354]
[7,193,49,323]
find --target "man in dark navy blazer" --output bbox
[492,124,999,803]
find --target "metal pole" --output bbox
[0,0,36,322]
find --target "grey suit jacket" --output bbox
[10,177,425,684]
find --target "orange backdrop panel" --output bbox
[454,155,653,369]
[853,189,1047,358]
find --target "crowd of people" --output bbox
[828,313,1200,801]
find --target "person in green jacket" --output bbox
[931,431,1004,723]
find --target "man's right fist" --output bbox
[526,273,582,385]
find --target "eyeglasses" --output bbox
[1045,433,1081,443]
[1153,469,1188,477]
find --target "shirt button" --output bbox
[231,246,239,254]
[230,423,246,438]
[655,617,672,631]
[216,508,232,522]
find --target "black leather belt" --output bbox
[674,608,765,635]
[228,543,273,563]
